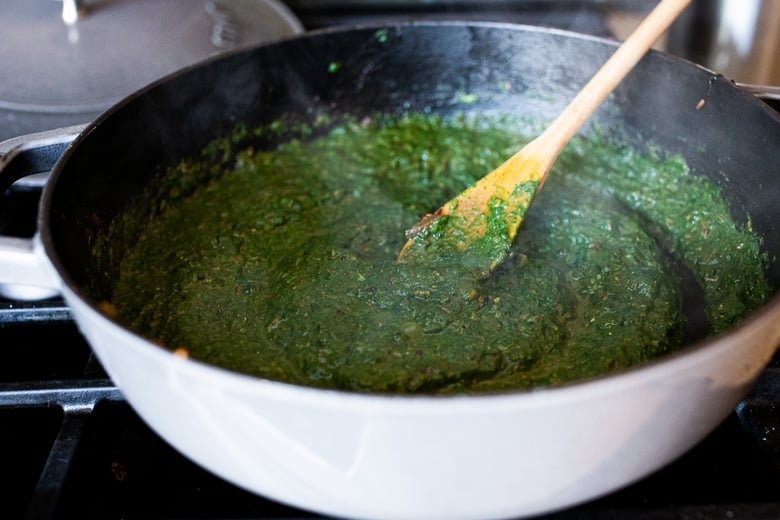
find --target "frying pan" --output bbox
[1,23,779,520]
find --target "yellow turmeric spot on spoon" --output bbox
[398,0,693,276]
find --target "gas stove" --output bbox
[2,1,779,519]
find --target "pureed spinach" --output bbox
[103,114,770,394]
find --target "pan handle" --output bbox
[737,83,780,101]
[0,125,87,299]
[737,83,780,111]
[0,124,86,189]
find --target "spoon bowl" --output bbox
[398,0,693,275]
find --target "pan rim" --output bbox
[38,20,780,402]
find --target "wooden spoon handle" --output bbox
[539,0,692,159]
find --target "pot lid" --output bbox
[0,0,303,114]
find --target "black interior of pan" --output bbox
[41,23,780,321]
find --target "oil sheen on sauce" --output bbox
[105,114,770,394]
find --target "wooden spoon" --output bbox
[398,0,692,275]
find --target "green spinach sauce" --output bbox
[105,114,769,394]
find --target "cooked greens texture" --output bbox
[104,114,770,394]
